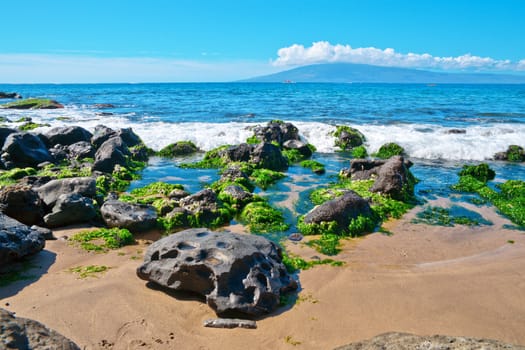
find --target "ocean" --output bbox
[1,82,524,206]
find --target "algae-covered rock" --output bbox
[494,145,525,162]
[303,191,372,232]
[0,98,64,109]
[331,125,365,151]
[372,142,405,159]
[158,141,199,157]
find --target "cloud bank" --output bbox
[273,41,525,71]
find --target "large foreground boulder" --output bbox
[137,228,297,317]
[101,199,157,232]
[0,308,80,350]
[0,213,45,265]
[303,190,372,231]
[334,332,525,350]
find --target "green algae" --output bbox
[412,205,493,227]
[331,125,365,151]
[351,145,368,159]
[282,253,344,273]
[157,141,198,157]
[69,265,111,278]
[240,201,289,233]
[372,142,405,159]
[179,145,230,169]
[300,160,325,174]
[1,98,62,109]
[70,228,135,252]
[250,168,286,189]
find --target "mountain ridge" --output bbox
[241,63,525,84]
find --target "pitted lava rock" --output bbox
[137,228,297,317]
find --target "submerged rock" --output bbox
[0,308,80,350]
[0,98,63,109]
[0,92,22,99]
[0,212,45,265]
[137,228,297,317]
[334,332,525,350]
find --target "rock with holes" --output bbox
[137,228,297,317]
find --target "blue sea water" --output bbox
[1,82,524,204]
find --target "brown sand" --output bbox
[2,202,525,349]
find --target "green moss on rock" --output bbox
[250,168,285,189]
[351,145,368,159]
[458,163,496,183]
[300,160,325,174]
[372,143,405,159]
[157,141,199,157]
[0,98,64,110]
[239,201,289,233]
[331,126,365,151]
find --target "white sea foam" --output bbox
[3,108,524,161]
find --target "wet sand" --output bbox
[2,203,525,349]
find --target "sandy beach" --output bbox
[2,201,525,350]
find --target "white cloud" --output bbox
[0,54,280,83]
[273,41,525,71]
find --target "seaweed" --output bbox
[372,142,405,159]
[157,141,198,157]
[300,160,325,174]
[70,228,135,252]
[331,125,365,151]
[250,168,286,189]
[351,145,368,159]
[239,201,289,233]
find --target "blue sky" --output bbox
[1,0,524,82]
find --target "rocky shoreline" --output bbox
[1,96,525,348]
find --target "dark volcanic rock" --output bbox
[250,142,288,171]
[303,191,371,231]
[252,121,300,145]
[0,185,45,226]
[225,143,253,163]
[93,103,115,109]
[101,199,157,232]
[67,141,95,160]
[494,145,525,162]
[41,126,93,147]
[369,156,413,200]
[344,159,387,180]
[0,213,45,265]
[283,139,313,158]
[0,92,22,99]
[0,127,17,148]
[91,125,116,148]
[35,177,96,208]
[116,128,142,148]
[179,189,228,225]
[334,332,525,350]
[44,193,97,228]
[0,308,80,350]
[137,228,297,317]
[1,132,54,168]
[92,136,131,173]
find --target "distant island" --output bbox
[241,63,525,84]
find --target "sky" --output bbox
[1,0,524,83]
